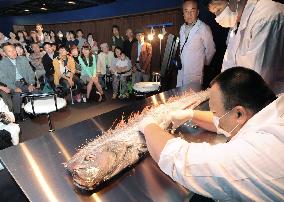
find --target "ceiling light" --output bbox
[24,9,30,12]
[67,1,76,5]
[40,7,48,11]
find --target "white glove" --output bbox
[138,116,158,134]
[161,109,194,131]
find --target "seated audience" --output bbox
[14,43,29,57]
[97,43,115,89]
[0,97,20,149]
[66,31,79,49]
[131,30,152,83]
[42,42,58,89]
[8,32,20,44]
[29,43,46,88]
[0,42,38,116]
[87,33,99,54]
[56,31,66,47]
[111,51,131,99]
[78,45,104,101]
[49,30,56,43]
[53,45,82,99]
[70,45,81,74]
[76,29,86,50]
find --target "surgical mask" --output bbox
[215,5,238,28]
[212,109,239,137]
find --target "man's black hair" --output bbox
[58,45,68,51]
[210,67,277,114]
[43,42,52,47]
[76,29,83,34]
[112,25,120,31]
[0,130,13,150]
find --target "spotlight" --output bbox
[67,1,76,5]
[148,27,155,41]
[24,9,30,12]
[148,34,154,41]
[40,7,48,11]
[158,34,164,40]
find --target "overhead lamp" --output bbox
[24,9,30,12]
[147,27,155,41]
[67,1,76,5]
[40,7,48,11]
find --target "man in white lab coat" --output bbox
[177,0,216,87]
[209,0,284,94]
[139,67,284,201]
[0,97,20,149]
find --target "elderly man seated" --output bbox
[139,67,284,201]
[0,42,39,118]
[0,97,20,150]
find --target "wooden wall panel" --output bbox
[23,8,183,73]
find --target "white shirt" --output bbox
[137,41,144,61]
[222,0,284,94]
[159,95,284,201]
[8,58,23,80]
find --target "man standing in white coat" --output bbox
[177,0,216,87]
[209,0,284,94]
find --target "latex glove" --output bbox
[138,116,158,134]
[161,109,194,131]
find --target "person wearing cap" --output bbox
[131,29,152,83]
[177,0,215,87]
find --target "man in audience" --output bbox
[138,67,283,201]
[0,42,37,116]
[42,42,58,89]
[209,0,284,94]
[76,29,86,50]
[97,43,115,89]
[123,28,137,59]
[111,25,124,51]
[131,30,152,83]
[0,84,13,111]
[177,0,215,87]
[29,43,46,88]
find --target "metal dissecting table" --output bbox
[0,86,225,202]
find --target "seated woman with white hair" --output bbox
[96,43,115,89]
[0,97,20,150]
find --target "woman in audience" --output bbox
[53,45,82,100]
[56,31,66,47]
[66,31,79,49]
[16,31,28,47]
[78,45,104,101]
[0,97,20,149]
[70,45,81,74]
[14,43,29,57]
[97,43,114,89]
[8,32,20,44]
[87,33,99,54]
[43,31,51,43]
[111,49,132,99]
[49,30,56,43]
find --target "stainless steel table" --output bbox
[0,86,224,202]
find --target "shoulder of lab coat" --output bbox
[158,95,284,201]
[0,98,15,123]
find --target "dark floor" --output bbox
[0,91,128,202]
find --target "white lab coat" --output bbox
[159,95,284,201]
[222,0,284,94]
[0,98,20,145]
[177,20,216,87]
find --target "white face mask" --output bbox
[212,109,239,137]
[215,6,238,28]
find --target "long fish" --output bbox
[66,90,209,190]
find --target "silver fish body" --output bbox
[66,90,209,190]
